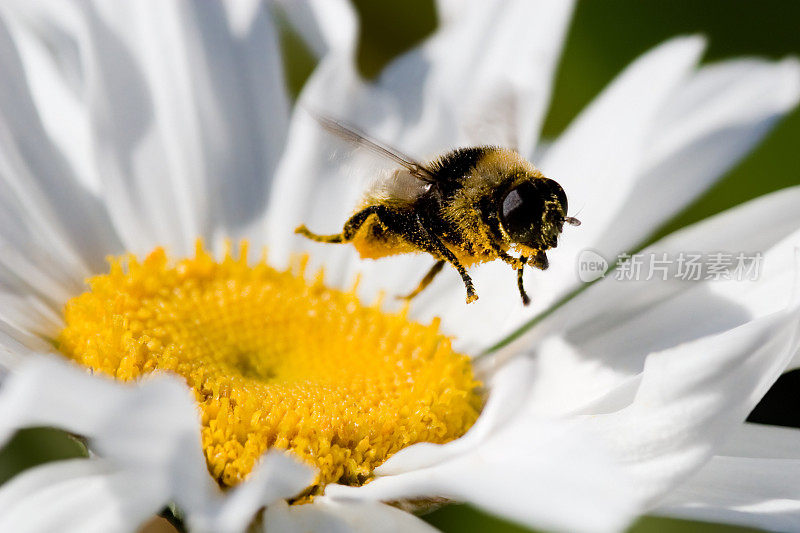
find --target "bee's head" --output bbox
[499,178,578,250]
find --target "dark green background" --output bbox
[3,1,798,532]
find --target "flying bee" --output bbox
[295,113,580,305]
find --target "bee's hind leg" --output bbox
[295,225,345,243]
[295,206,388,244]
[398,260,445,301]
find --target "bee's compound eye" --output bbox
[500,182,545,245]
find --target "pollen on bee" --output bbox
[59,241,482,490]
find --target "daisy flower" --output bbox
[0,1,798,532]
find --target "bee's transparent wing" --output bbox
[307,110,437,183]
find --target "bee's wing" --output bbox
[307,110,437,184]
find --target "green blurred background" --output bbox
[2,1,798,532]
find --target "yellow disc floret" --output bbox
[59,242,481,489]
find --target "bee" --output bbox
[295,113,580,305]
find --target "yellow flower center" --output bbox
[59,243,480,489]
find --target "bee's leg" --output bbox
[491,245,525,269]
[529,249,549,271]
[398,260,446,301]
[295,206,386,244]
[516,257,531,306]
[294,225,345,243]
[484,213,524,268]
[408,217,478,304]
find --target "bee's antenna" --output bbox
[564,204,583,226]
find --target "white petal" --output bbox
[0,228,82,307]
[544,186,800,337]
[585,306,800,504]
[379,0,575,153]
[0,1,85,100]
[656,455,800,532]
[0,11,122,274]
[0,459,162,533]
[719,423,800,460]
[264,499,437,533]
[193,451,316,533]
[275,0,357,58]
[0,286,62,339]
[0,357,218,505]
[654,424,800,529]
[539,35,705,267]
[265,63,380,270]
[0,0,98,193]
[327,417,639,533]
[212,0,292,246]
[593,57,800,254]
[0,319,55,368]
[0,162,88,302]
[81,0,289,255]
